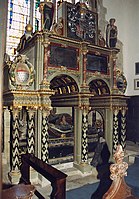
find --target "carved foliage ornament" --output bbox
[9,55,35,89]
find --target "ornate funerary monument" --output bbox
[3,0,129,182]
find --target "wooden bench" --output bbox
[19,153,67,199]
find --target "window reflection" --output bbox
[6,0,41,57]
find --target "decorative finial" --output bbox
[25,23,33,33]
[25,21,33,39]
[110,145,128,180]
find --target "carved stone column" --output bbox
[81,106,88,164]
[120,108,127,150]
[40,35,51,90]
[113,58,118,91]
[41,108,50,163]
[105,108,113,158]
[80,42,88,85]
[3,107,10,165]
[43,41,50,81]
[111,49,120,94]
[38,106,51,187]
[9,106,21,183]
[113,108,119,152]
[73,105,92,173]
[27,108,36,155]
[35,34,43,90]
[73,107,82,164]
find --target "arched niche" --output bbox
[48,74,80,163]
[88,110,104,133]
[50,74,79,95]
[89,79,110,96]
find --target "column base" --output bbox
[112,87,119,94]
[40,79,50,90]
[8,170,21,184]
[73,162,92,174]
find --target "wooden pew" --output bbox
[19,154,67,199]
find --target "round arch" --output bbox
[50,74,79,95]
[88,109,105,133]
[88,79,110,96]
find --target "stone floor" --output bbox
[2,141,139,199]
[32,141,139,198]
[32,167,98,199]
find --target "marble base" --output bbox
[8,170,21,184]
[73,162,92,174]
[38,174,50,187]
[30,168,38,184]
[54,161,73,170]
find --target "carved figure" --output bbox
[106,18,118,48]
[48,113,73,136]
[98,29,105,47]
[43,3,54,30]
[58,114,73,131]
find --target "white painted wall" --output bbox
[103,0,139,96]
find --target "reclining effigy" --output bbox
[103,145,138,199]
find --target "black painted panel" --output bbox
[86,53,107,73]
[49,46,77,69]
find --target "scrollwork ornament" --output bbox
[52,17,63,35]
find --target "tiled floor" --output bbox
[2,141,139,199]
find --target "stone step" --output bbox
[134,155,139,165]
[124,149,139,164]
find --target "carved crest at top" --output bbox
[67,2,98,44]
